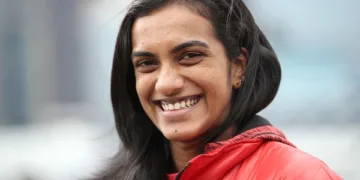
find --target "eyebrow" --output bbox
[171,40,209,53]
[131,51,156,59]
[131,40,209,59]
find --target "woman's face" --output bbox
[131,4,242,141]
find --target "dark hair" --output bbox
[92,0,281,179]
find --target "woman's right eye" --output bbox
[136,60,157,67]
[134,59,158,72]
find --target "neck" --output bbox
[170,126,236,172]
[170,140,204,172]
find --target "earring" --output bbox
[234,80,241,88]
[234,76,245,89]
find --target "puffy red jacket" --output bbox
[167,125,342,180]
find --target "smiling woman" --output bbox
[90,0,341,180]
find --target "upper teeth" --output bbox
[161,96,200,111]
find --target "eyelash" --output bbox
[134,52,205,69]
[135,59,157,67]
[181,52,203,60]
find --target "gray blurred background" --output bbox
[0,0,359,179]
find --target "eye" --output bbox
[134,59,158,73]
[179,52,204,66]
[136,59,157,67]
[182,52,203,59]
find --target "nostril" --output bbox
[155,80,184,96]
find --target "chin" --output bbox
[162,128,202,142]
[164,132,191,142]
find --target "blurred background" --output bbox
[0,0,359,179]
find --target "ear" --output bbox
[231,48,248,89]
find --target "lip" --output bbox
[156,96,203,120]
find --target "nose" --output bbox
[155,66,184,96]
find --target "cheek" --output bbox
[190,65,231,96]
[196,63,232,115]
[135,75,153,107]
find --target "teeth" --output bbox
[174,102,180,110]
[168,104,174,110]
[161,96,200,111]
[181,101,186,108]
[186,100,191,107]
[164,104,169,111]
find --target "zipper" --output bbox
[174,162,191,180]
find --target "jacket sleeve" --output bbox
[310,165,343,180]
[286,158,343,180]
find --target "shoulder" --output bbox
[253,141,342,179]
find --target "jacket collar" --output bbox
[204,115,294,153]
[172,116,295,180]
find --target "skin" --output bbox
[131,4,247,171]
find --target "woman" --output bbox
[93,0,342,179]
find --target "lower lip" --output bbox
[160,98,202,119]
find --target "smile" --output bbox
[158,95,201,111]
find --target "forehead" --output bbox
[131,4,215,50]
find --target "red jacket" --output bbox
[168,125,342,180]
